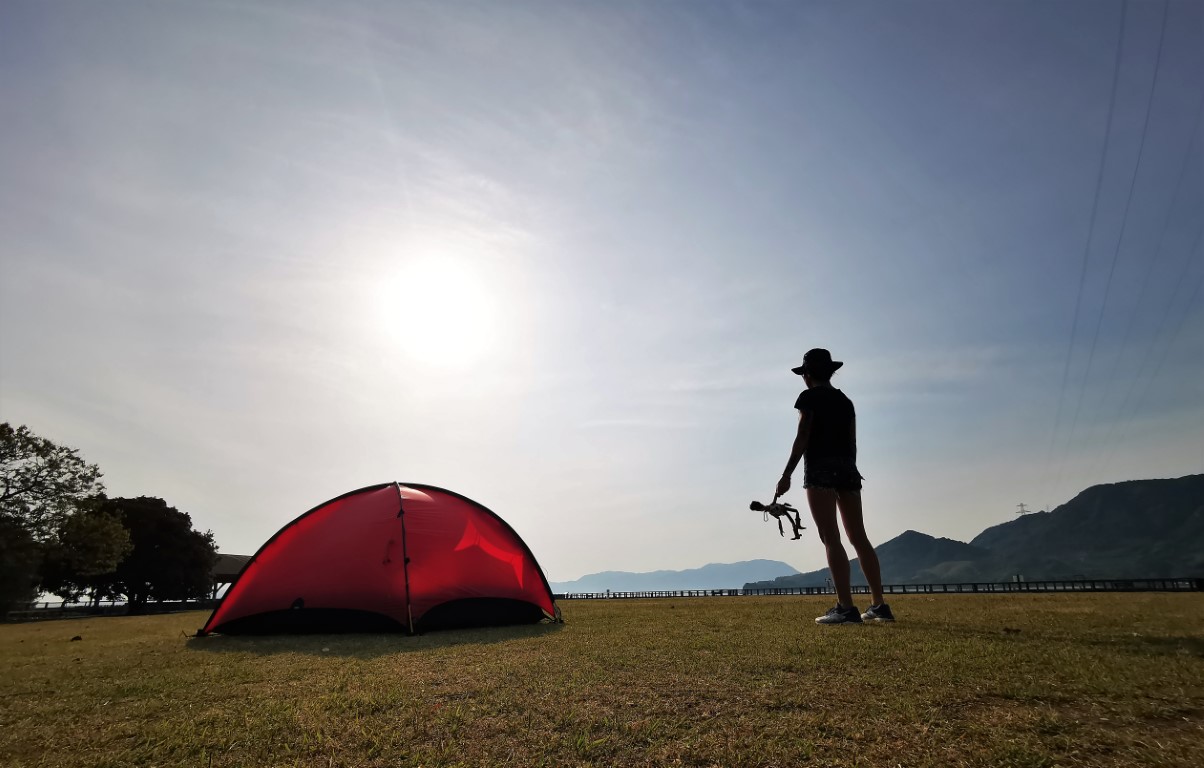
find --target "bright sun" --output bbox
[373,257,502,369]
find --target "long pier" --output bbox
[7,578,1200,623]
[556,577,1203,599]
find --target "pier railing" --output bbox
[556,577,1203,600]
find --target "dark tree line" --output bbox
[0,423,217,615]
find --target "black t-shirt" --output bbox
[794,386,856,463]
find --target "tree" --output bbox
[0,517,42,616]
[40,505,132,604]
[1,423,104,542]
[98,497,217,612]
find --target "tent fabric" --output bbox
[199,483,558,635]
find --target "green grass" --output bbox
[2,594,1202,767]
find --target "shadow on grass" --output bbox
[887,620,1204,660]
[186,621,563,658]
[1077,633,1204,659]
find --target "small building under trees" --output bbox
[211,554,251,598]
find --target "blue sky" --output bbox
[2,0,1201,581]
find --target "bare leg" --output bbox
[837,489,884,606]
[806,487,854,608]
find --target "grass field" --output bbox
[2,594,1202,767]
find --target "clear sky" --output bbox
[2,0,1201,582]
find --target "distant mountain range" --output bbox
[549,559,798,593]
[744,474,1204,589]
[545,476,1203,594]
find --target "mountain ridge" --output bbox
[550,559,798,593]
[545,476,1202,594]
[744,474,1204,589]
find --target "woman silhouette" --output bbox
[775,349,895,624]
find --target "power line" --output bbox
[1041,0,1130,502]
[1125,244,1204,437]
[1042,0,1133,502]
[1086,86,1204,481]
[1143,235,1204,384]
[1097,222,1204,478]
[1060,0,1170,472]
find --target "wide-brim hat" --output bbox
[791,348,843,376]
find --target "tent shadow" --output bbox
[186,621,563,658]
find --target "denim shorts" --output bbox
[803,457,864,491]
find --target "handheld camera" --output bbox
[750,499,805,540]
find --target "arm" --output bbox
[775,411,811,497]
[850,415,857,462]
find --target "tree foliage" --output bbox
[0,425,223,613]
[97,497,217,612]
[0,423,104,542]
[0,517,42,616]
[40,505,132,604]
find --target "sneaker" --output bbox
[815,604,863,625]
[861,603,896,622]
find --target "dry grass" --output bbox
[2,593,1202,767]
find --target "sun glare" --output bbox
[373,257,503,369]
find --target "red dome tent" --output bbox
[199,483,559,635]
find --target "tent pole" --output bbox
[395,482,415,634]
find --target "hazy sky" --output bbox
[2,0,1201,581]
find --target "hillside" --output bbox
[971,475,1204,579]
[745,474,1203,588]
[744,531,996,589]
[550,559,798,593]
